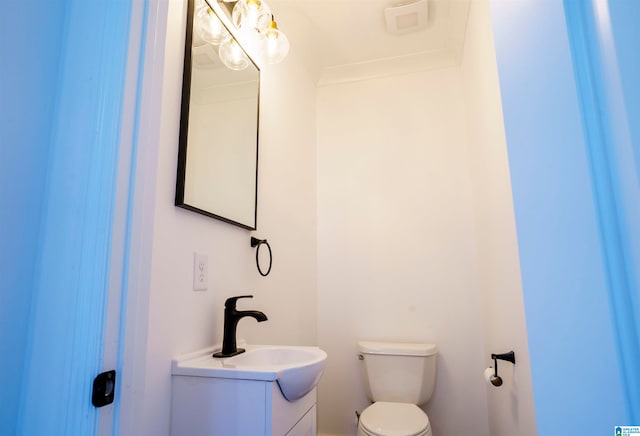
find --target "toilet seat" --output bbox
[359,401,430,436]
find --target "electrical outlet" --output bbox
[193,252,208,291]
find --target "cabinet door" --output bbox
[286,405,316,436]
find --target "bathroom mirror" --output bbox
[176,0,260,230]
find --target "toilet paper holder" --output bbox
[492,351,516,365]
[488,351,515,387]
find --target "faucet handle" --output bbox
[225,295,253,309]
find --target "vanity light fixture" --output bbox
[197,7,231,46]
[197,0,290,68]
[231,0,290,65]
[218,38,251,70]
[262,19,289,64]
[232,0,272,32]
[196,0,245,70]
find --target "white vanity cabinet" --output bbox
[170,374,317,436]
[170,345,325,436]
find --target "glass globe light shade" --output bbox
[197,8,231,46]
[195,0,207,12]
[218,38,250,70]
[232,0,271,32]
[262,20,289,64]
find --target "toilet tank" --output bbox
[358,341,438,405]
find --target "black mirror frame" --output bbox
[175,0,260,231]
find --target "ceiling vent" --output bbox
[192,44,222,69]
[384,0,428,35]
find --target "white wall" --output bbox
[460,1,537,434]
[316,68,490,435]
[131,1,318,434]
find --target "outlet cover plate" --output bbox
[193,252,208,291]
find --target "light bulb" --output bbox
[218,38,250,70]
[262,20,289,64]
[232,0,271,32]
[197,8,231,46]
[195,0,208,12]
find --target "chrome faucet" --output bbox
[213,295,267,358]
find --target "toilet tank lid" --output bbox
[358,341,437,356]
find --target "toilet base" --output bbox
[357,421,432,436]
[356,402,432,436]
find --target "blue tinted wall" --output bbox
[610,0,640,173]
[490,0,631,433]
[0,1,68,433]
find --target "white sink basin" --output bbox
[172,344,327,402]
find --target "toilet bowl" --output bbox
[357,341,437,436]
[357,402,432,436]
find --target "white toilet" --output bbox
[357,341,438,436]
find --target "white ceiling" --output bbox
[267,0,471,85]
